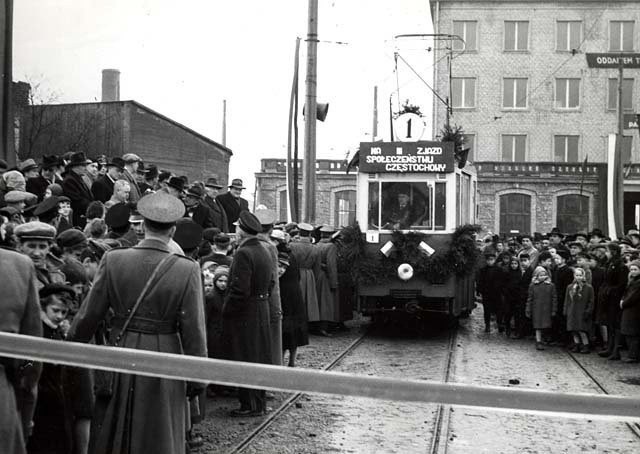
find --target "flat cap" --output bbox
[0,206,19,217]
[56,228,87,249]
[14,221,57,241]
[5,190,37,204]
[173,219,203,251]
[270,229,286,242]
[255,208,277,227]
[213,233,230,245]
[237,210,261,235]
[122,153,142,163]
[19,158,38,173]
[39,283,76,301]
[203,227,221,242]
[138,191,185,223]
[298,222,314,232]
[105,203,132,229]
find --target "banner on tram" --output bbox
[359,141,455,174]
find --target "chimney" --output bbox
[101,69,120,102]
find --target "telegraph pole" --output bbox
[616,58,625,234]
[222,99,227,147]
[0,0,14,166]
[302,0,318,224]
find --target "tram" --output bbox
[348,140,479,319]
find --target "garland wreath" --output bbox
[336,223,482,286]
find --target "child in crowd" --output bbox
[502,256,522,338]
[564,267,594,353]
[476,252,505,333]
[620,260,640,363]
[526,266,557,350]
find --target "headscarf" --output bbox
[569,267,585,299]
[532,266,551,285]
[3,170,26,191]
[213,265,230,283]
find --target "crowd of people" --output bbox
[476,227,640,362]
[0,152,353,454]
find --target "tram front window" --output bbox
[368,181,445,231]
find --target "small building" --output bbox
[16,98,232,184]
[255,158,357,227]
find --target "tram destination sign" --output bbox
[359,141,455,173]
[586,53,640,68]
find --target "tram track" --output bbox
[226,331,369,453]
[566,350,640,440]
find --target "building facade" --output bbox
[16,98,232,184]
[432,0,640,235]
[255,158,357,227]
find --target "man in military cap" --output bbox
[91,157,125,203]
[62,152,94,228]
[216,178,249,232]
[0,244,42,454]
[255,208,283,366]
[203,177,228,232]
[14,221,66,290]
[222,210,274,416]
[121,153,143,202]
[68,190,207,454]
[289,222,322,333]
[315,225,342,333]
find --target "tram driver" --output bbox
[382,186,416,230]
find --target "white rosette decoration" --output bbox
[397,263,414,281]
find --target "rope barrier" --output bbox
[1,332,639,420]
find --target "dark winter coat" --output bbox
[189,202,216,229]
[68,239,207,454]
[315,239,339,322]
[597,258,627,327]
[215,191,249,232]
[26,175,60,202]
[0,249,42,454]
[526,281,557,329]
[279,253,308,350]
[563,283,594,332]
[205,287,226,359]
[221,236,274,365]
[476,265,504,309]
[258,236,282,366]
[518,267,534,303]
[621,276,640,336]
[91,175,115,203]
[503,268,522,307]
[203,195,228,233]
[554,265,575,313]
[61,170,93,227]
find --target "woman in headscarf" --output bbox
[526,266,557,350]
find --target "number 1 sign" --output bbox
[394,112,426,142]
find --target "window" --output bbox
[505,21,529,51]
[622,136,633,164]
[608,78,634,111]
[451,77,476,108]
[502,135,526,161]
[462,133,475,162]
[557,194,589,233]
[503,78,528,109]
[555,78,580,109]
[368,181,445,231]
[334,190,356,228]
[610,21,634,52]
[279,189,301,222]
[557,21,582,51]
[554,135,580,162]
[500,193,531,235]
[453,20,477,51]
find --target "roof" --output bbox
[29,99,233,156]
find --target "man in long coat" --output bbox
[222,211,274,416]
[91,157,125,203]
[121,154,142,203]
[0,248,42,454]
[216,178,249,232]
[315,226,340,331]
[26,155,62,202]
[289,223,322,333]
[202,177,228,232]
[62,152,94,228]
[68,191,207,454]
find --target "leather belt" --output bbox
[112,316,176,335]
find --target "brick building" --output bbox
[16,98,232,184]
[255,158,356,227]
[431,0,640,236]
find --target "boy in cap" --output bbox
[476,252,505,333]
[199,233,232,268]
[68,190,207,454]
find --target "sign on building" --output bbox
[359,141,455,173]
[586,53,640,68]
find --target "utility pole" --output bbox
[372,86,378,139]
[222,99,227,147]
[616,59,625,235]
[302,0,318,224]
[0,0,14,167]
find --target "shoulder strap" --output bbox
[113,253,180,345]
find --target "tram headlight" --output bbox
[397,263,414,281]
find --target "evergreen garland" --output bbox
[337,223,482,286]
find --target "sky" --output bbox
[14,0,435,202]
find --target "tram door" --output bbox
[623,191,640,232]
